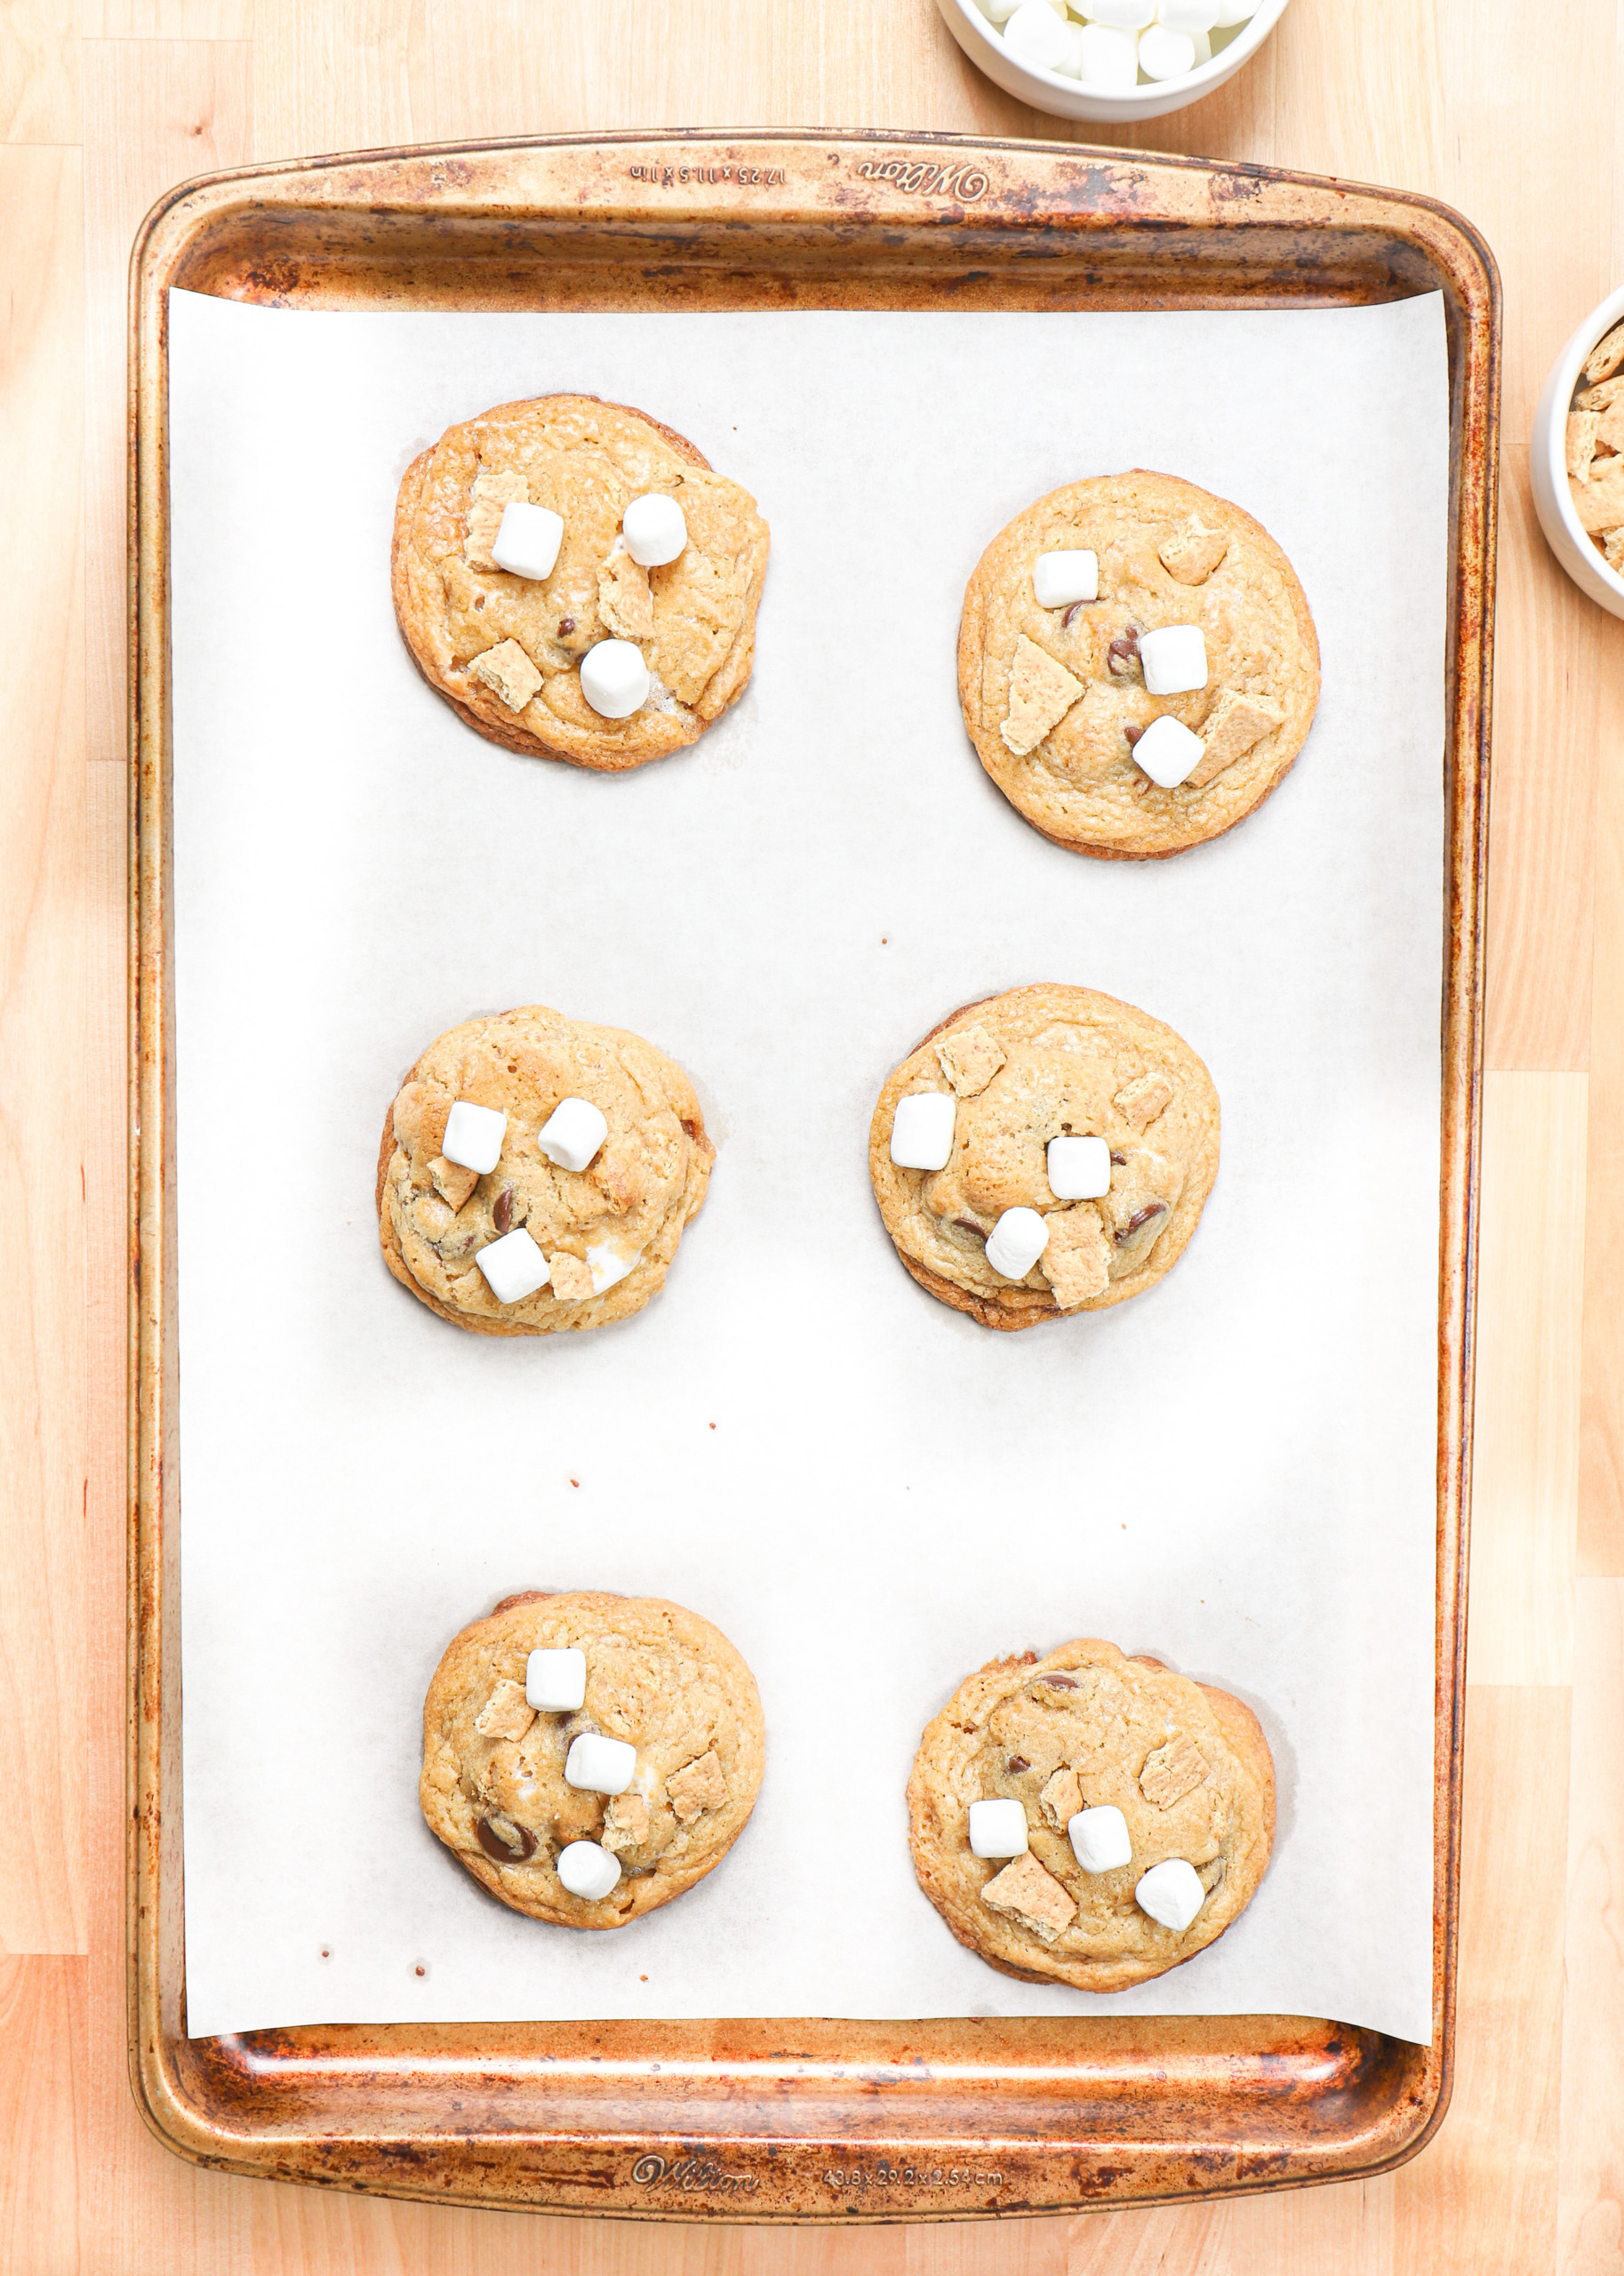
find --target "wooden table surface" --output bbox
[3,0,1621,2266]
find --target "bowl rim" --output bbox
[939,0,1292,108]
[1543,282,1624,604]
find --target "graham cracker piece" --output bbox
[1041,1211,1111,1310]
[1039,1767,1084,1830]
[597,544,656,642]
[468,638,542,712]
[1140,1732,1210,1809]
[1157,514,1228,586]
[548,1252,594,1302]
[980,1851,1077,1942]
[936,1022,1007,1100]
[667,1749,728,1824]
[1184,688,1284,789]
[1113,1070,1173,1133]
[429,1156,479,1212]
[474,1679,535,1743]
[1001,635,1084,757]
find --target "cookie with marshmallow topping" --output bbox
[378,1003,714,1335]
[868,982,1219,1330]
[420,1589,764,1927]
[958,469,1318,856]
[392,393,769,772]
[908,1636,1274,1990]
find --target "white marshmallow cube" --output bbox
[475,1227,550,1304]
[1132,712,1206,789]
[579,638,651,718]
[538,1096,609,1174]
[564,1733,638,1795]
[1053,18,1084,73]
[491,501,564,581]
[587,1241,641,1295]
[1135,1856,1206,1931]
[1002,0,1071,68]
[621,493,688,568]
[1139,624,1209,695]
[1033,549,1099,607]
[1068,1804,1133,1873]
[1213,0,1255,21]
[1138,21,1196,75]
[556,1840,622,1901]
[1188,28,1212,60]
[985,1206,1050,1280]
[1084,0,1154,24]
[1076,20,1140,87]
[442,1100,507,1174]
[1047,1134,1111,1200]
[890,1091,956,1172]
[1157,0,1219,26]
[968,1798,1029,1859]
[526,1647,586,1712]
[981,0,1062,20]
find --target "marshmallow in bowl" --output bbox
[1083,0,1154,23]
[1003,0,1072,68]
[1077,21,1140,87]
[1139,21,1196,74]
[1033,549,1099,607]
[1156,0,1219,27]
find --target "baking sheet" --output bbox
[170,289,1446,2047]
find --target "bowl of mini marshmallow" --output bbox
[935,0,1288,121]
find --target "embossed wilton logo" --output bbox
[630,2153,761,2195]
[852,158,989,201]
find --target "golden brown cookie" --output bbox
[378,1004,714,1335]
[908,1638,1275,1991]
[868,983,1220,1330]
[958,470,1319,857]
[392,394,770,771]
[421,1590,764,1927]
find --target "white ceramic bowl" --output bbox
[934,0,1292,124]
[1531,284,1624,620]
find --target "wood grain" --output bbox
[1557,1582,1624,2274]
[1468,1074,1587,1685]
[0,0,1620,2262]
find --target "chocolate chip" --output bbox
[476,1815,537,1864]
[1007,1756,1030,1774]
[474,593,485,610]
[1041,1673,1078,1689]
[1110,1150,1126,1166]
[493,1186,515,1235]
[558,617,576,636]
[1124,723,1145,747]
[1062,599,1096,629]
[1116,1202,1167,1244]
[680,1118,700,1140]
[1107,628,1141,677]
[952,1216,988,1239]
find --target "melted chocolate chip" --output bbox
[680,1118,700,1140]
[1124,723,1145,748]
[1110,1150,1127,1166]
[476,1815,538,1864]
[1007,1756,1030,1774]
[1062,599,1096,629]
[558,617,576,636]
[1107,628,1142,677]
[1116,1203,1167,1244]
[952,1215,988,1239]
[1040,1673,1078,1689]
[493,1186,515,1236]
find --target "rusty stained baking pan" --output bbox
[128,131,1497,2221]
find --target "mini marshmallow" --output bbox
[1132,712,1206,789]
[1139,624,1209,695]
[491,500,564,581]
[526,1647,586,1712]
[475,1226,550,1305]
[980,0,1062,20]
[442,1100,507,1174]
[1053,17,1084,73]
[1068,1804,1133,1873]
[1084,0,1154,24]
[587,1241,642,1295]
[1212,0,1255,20]
[968,1798,1029,1859]
[538,1096,609,1174]
[564,1733,638,1795]
[1033,549,1099,608]
[1047,1134,1111,1201]
[621,493,688,568]
[579,638,651,718]
[1135,1856,1206,1931]
[1076,20,1140,87]
[1138,21,1196,74]
[1002,0,1070,68]
[890,1091,956,1172]
[985,1206,1050,1281]
[1156,0,1218,24]
[556,1840,623,1901]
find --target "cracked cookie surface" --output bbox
[392,394,770,771]
[377,1004,714,1335]
[868,982,1220,1330]
[908,1637,1275,1990]
[421,1591,764,1927]
[958,470,1319,857]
